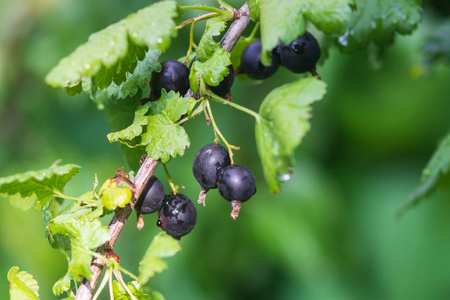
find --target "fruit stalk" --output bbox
[75,2,251,299]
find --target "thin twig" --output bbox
[74,2,250,299]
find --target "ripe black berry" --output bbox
[150,60,190,99]
[157,193,197,239]
[240,40,280,80]
[135,176,165,214]
[278,31,321,74]
[217,165,256,219]
[193,143,231,205]
[210,65,235,98]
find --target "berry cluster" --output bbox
[136,176,197,239]
[240,31,321,80]
[193,143,256,219]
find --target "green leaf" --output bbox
[109,90,192,163]
[68,239,94,281]
[45,1,180,93]
[52,272,71,296]
[138,232,181,285]
[106,50,161,99]
[303,0,354,34]
[196,17,227,62]
[336,0,422,53]
[113,281,165,300]
[43,200,71,250]
[189,48,231,92]
[8,267,40,300]
[0,162,80,211]
[247,0,261,21]
[399,131,450,215]
[255,78,326,194]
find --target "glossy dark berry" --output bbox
[135,176,165,214]
[193,143,231,190]
[210,65,235,97]
[157,193,197,239]
[278,31,321,74]
[217,165,256,202]
[150,60,190,99]
[240,40,280,80]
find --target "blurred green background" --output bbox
[1,0,450,299]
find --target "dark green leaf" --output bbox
[255,78,326,194]
[399,131,450,215]
[0,162,80,211]
[336,0,422,53]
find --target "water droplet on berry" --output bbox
[156,220,162,227]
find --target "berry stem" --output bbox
[247,22,260,41]
[180,5,234,20]
[205,99,239,165]
[208,91,261,120]
[162,162,183,195]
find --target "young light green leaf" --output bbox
[52,272,71,296]
[101,185,132,211]
[138,232,181,285]
[247,0,261,21]
[336,0,422,53]
[43,200,71,250]
[189,48,231,92]
[8,267,40,300]
[399,131,450,215]
[68,239,94,281]
[45,1,180,93]
[106,50,161,99]
[196,17,227,61]
[255,78,326,194]
[0,162,80,211]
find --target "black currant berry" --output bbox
[278,31,321,74]
[150,60,190,99]
[193,143,231,190]
[217,165,256,219]
[157,193,197,239]
[135,176,166,214]
[210,65,235,98]
[240,40,280,80]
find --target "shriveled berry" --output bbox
[193,143,231,190]
[217,165,256,202]
[240,40,280,80]
[135,176,165,214]
[278,31,321,74]
[150,60,190,99]
[157,193,197,239]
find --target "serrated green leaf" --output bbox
[0,162,80,211]
[106,50,161,99]
[303,0,353,34]
[196,17,227,61]
[189,48,231,92]
[43,200,71,250]
[50,213,110,249]
[68,239,94,281]
[399,131,450,215]
[138,232,181,285]
[247,0,261,21]
[107,101,151,145]
[336,0,422,53]
[52,272,71,296]
[8,267,40,300]
[256,78,326,194]
[109,90,191,163]
[45,1,180,93]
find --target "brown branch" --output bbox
[74,2,250,299]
